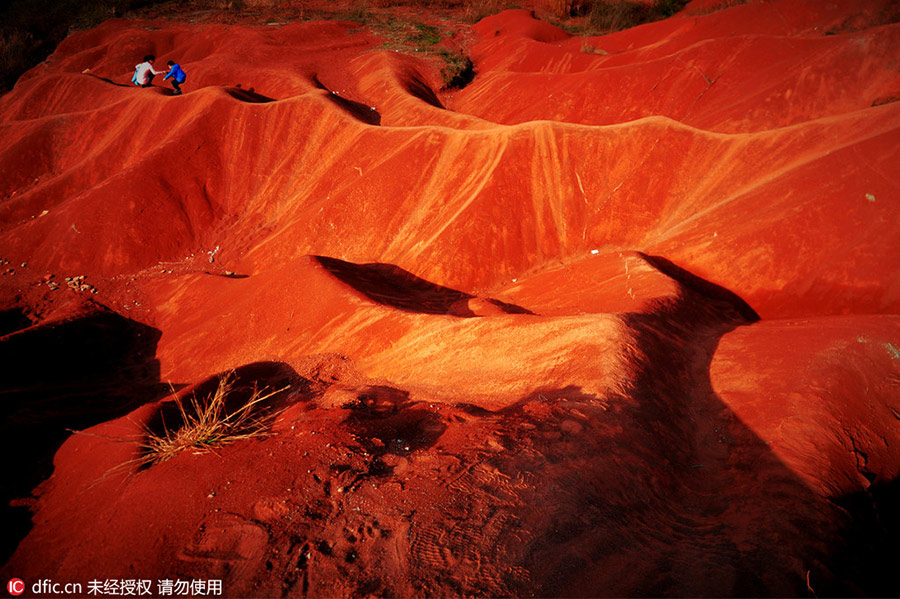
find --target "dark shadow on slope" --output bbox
[336,385,447,482]
[638,252,760,321]
[0,303,168,564]
[84,73,131,88]
[402,70,445,109]
[829,476,900,598]
[575,255,891,596]
[592,257,807,596]
[310,74,330,92]
[223,86,276,103]
[311,76,381,125]
[356,60,449,109]
[314,256,533,317]
[484,297,534,315]
[408,255,897,596]
[204,270,250,279]
[325,92,381,125]
[0,307,32,337]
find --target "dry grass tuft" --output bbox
[140,374,287,467]
[580,40,608,54]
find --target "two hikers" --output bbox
[132,55,187,95]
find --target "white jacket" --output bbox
[134,62,164,85]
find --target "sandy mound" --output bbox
[1,0,899,596]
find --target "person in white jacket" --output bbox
[132,55,165,87]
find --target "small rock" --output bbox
[560,419,584,435]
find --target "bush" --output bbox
[440,51,475,89]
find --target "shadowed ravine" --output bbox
[2,260,897,596]
[0,305,166,563]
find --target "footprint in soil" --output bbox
[178,513,269,579]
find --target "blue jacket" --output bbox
[164,64,187,83]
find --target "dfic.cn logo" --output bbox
[7,579,24,596]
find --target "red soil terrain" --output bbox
[1,0,899,596]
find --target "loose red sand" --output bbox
[1,0,899,596]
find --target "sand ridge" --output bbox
[1,0,899,596]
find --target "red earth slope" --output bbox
[1,0,899,596]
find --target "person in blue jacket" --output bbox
[163,61,187,95]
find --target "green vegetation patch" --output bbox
[557,0,690,36]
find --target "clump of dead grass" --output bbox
[579,40,608,54]
[139,374,286,467]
